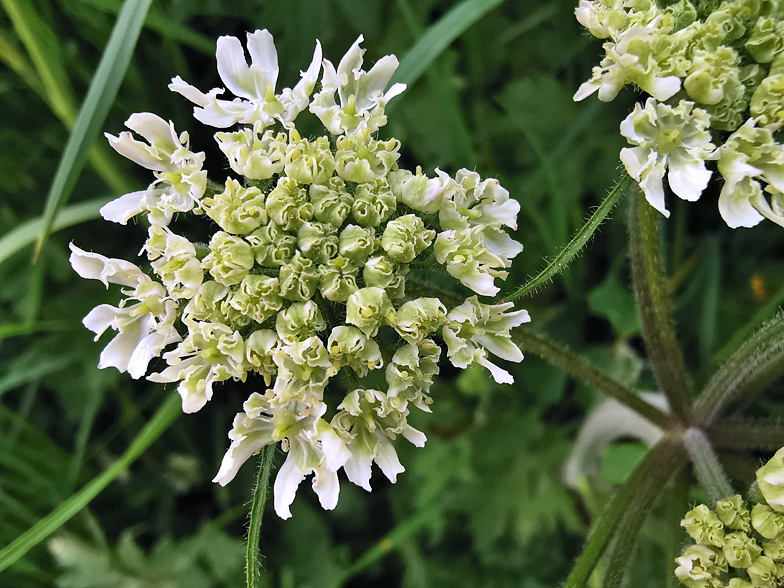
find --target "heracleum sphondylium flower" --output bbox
[574,0,784,229]
[70,30,529,519]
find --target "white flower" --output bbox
[442,297,530,384]
[310,35,406,135]
[620,99,715,216]
[169,30,321,129]
[434,225,512,297]
[69,244,181,379]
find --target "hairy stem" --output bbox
[513,327,674,430]
[504,174,632,302]
[682,428,733,505]
[628,190,691,422]
[246,445,275,588]
[706,418,784,451]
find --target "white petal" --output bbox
[474,334,524,363]
[478,355,514,384]
[461,272,500,297]
[246,29,279,89]
[217,35,263,100]
[213,428,274,486]
[718,180,764,228]
[274,450,305,519]
[106,131,168,172]
[168,75,210,106]
[100,191,146,225]
[668,160,711,202]
[374,437,405,483]
[83,304,120,338]
[69,244,146,287]
[312,468,340,510]
[98,315,150,374]
[648,76,681,101]
[124,113,175,149]
[343,448,373,491]
[639,161,669,217]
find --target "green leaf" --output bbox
[34,0,153,258]
[0,393,181,572]
[0,198,105,266]
[390,0,505,90]
[589,275,642,337]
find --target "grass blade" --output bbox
[0,393,181,572]
[390,0,505,90]
[33,0,153,259]
[0,198,106,266]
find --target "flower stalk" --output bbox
[246,444,275,588]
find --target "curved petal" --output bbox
[274,450,306,519]
[718,178,765,228]
[100,191,147,225]
[246,29,279,89]
[312,468,340,510]
[217,35,261,100]
[668,160,711,202]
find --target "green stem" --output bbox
[692,313,784,426]
[563,436,687,588]
[682,427,733,505]
[705,418,784,451]
[0,393,181,572]
[512,327,674,430]
[628,190,691,422]
[246,444,275,588]
[504,174,632,302]
[666,468,690,588]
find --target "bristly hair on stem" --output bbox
[246,445,275,588]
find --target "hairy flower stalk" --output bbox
[575,0,784,229]
[69,30,528,519]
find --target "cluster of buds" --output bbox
[676,447,784,587]
[69,31,529,518]
[575,0,784,229]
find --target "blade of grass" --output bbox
[0,198,106,266]
[34,0,153,259]
[0,393,181,572]
[0,320,71,341]
[698,239,721,370]
[390,0,505,91]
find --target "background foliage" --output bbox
[1,0,783,586]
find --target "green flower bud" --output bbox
[327,325,383,377]
[352,179,396,227]
[266,177,313,231]
[763,535,784,561]
[297,221,338,264]
[202,178,267,234]
[245,329,279,385]
[346,287,395,336]
[386,339,440,412]
[751,504,784,539]
[150,232,203,298]
[389,166,449,214]
[184,280,229,322]
[319,256,359,302]
[758,447,784,513]
[143,225,168,260]
[747,555,779,586]
[394,298,447,345]
[381,214,436,263]
[674,545,727,587]
[279,251,320,301]
[704,81,747,131]
[363,255,408,299]
[335,130,400,183]
[750,74,784,128]
[722,531,762,568]
[338,225,376,265]
[224,274,283,325]
[272,336,336,404]
[215,127,287,180]
[682,505,726,547]
[247,222,297,268]
[310,177,352,227]
[717,495,751,531]
[275,300,326,344]
[745,17,784,63]
[727,579,754,588]
[203,232,254,286]
[284,134,336,184]
[684,47,741,106]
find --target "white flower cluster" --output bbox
[70,30,529,519]
[575,0,784,228]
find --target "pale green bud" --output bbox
[338,225,376,265]
[203,178,267,234]
[310,177,352,227]
[722,531,762,568]
[758,447,784,513]
[385,339,439,412]
[284,134,336,184]
[215,127,286,180]
[276,300,326,344]
[727,578,754,588]
[203,232,254,286]
[751,503,784,539]
[245,329,279,385]
[394,298,447,345]
[674,545,727,587]
[381,214,435,263]
[716,495,751,531]
[682,505,726,547]
[704,81,747,131]
[184,280,229,322]
[319,256,358,302]
[266,177,312,230]
[745,17,784,63]
[363,255,408,300]
[246,222,297,267]
[279,251,320,301]
[224,274,282,325]
[750,74,784,128]
[389,166,449,214]
[143,225,168,260]
[346,287,395,336]
[763,535,784,561]
[684,47,741,106]
[335,130,400,183]
[297,221,338,264]
[150,232,203,298]
[327,325,383,377]
[747,555,779,586]
[352,179,396,227]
